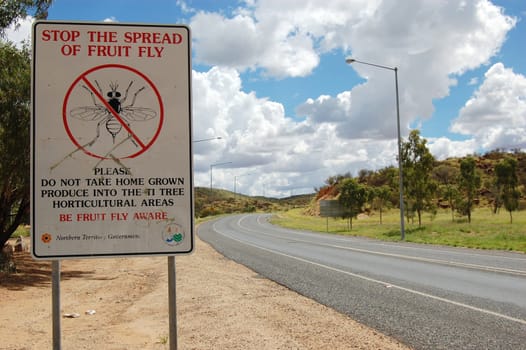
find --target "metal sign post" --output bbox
[31,21,193,349]
[168,256,178,350]
[52,261,61,350]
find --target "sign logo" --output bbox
[41,233,52,244]
[162,223,185,246]
[63,64,164,159]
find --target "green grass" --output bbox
[12,225,30,238]
[270,207,526,253]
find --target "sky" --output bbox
[5,0,526,198]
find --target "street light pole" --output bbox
[193,136,222,143]
[210,161,232,191]
[345,57,405,240]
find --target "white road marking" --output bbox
[211,216,526,326]
[248,214,526,276]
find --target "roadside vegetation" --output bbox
[195,149,526,253]
[271,208,526,252]
[194,187,311,218]
[271,137,526,253]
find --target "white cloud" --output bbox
[191,66,403,196]
[4,16,33,48]
[428,137,479,160]
[190,1,515,141]
[451,63,526,150]
[296,91,351,124]
[189,0,377,78]
[190,11,319,78]
[176,0,195,14]
[192,67,310,187]
[188,0,518,196]
[344,0,515,140]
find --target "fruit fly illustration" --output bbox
[70,80,157,147]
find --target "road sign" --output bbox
[31,21,193,259]
[319,200,347,217]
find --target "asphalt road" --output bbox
[198,214,526,350]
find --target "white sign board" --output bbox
[31,21,193,259]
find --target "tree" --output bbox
[441,184,460,222]
[370,185,391,224]
[401,130,436,226]
[0,0,51,37]
[487,177,503,214]
[0,41,30,248]
[357,169,374,185]
[338,178,367,230]
[456,157,480,223]
[495,157,520,223]
[0,0,51,249]
[433,164,460,222]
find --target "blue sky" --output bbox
[6,0,526,197]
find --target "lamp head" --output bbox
[345,57,355,64]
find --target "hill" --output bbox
[430,150,525,207]
[195,151,526,219]
[194,187,314,218]
[309,150,526,216]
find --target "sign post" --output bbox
[31,21,192,349]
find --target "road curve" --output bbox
[198,214,526,350]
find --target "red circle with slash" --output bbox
[62,64,164,159]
